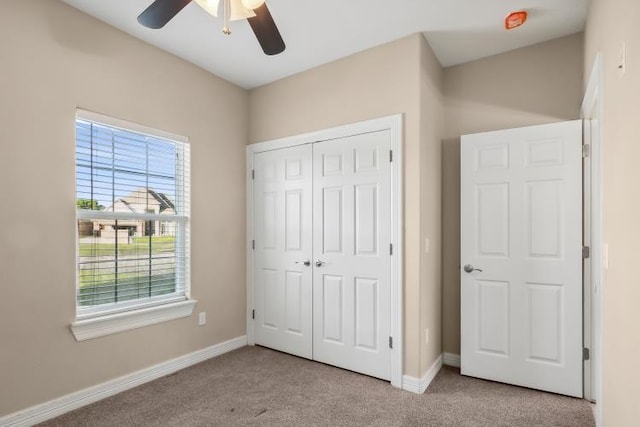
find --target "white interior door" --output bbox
[252,130,392,381]
[312,131,392,380]
[253,145,313,358]
[461,120,583,397]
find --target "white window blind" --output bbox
[75,110,190,318]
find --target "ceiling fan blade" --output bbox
[138,0,193,29]
[247,3,285,55]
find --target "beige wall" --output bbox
[0,0,604,418]
[0,0,248,416]
[250,34,444,378]
[441,33,584,355]
[584,0,640,424]
[418,36,444,373]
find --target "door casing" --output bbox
[246,114,404,388]
[581,53,603,416]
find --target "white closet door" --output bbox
[312,131,392,380]
[460,120,583,397]
[253,145,313,358]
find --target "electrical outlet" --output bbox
[198,312,206,326]
[424,237,430,254]
[425,328,430,345]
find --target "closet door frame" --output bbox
[246,114,404,389]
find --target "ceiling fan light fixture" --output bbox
[229,0,256,21]
[138,0,285,55]
[194,0,256,21]
[241,0,265,10]
[194,0,220,17]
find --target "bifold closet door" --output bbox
[252,130,392,381]
[253,144,313,359]
[312,131,392,381]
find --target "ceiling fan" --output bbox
[137,0,285,55]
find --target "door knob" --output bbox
[315,259,326,267]
[295,259,311,267]
[463,264,483,273]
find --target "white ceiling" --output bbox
[60,0,590,89]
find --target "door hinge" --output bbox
[582,145,590,158]
[251,169,255,180]
[582,246,590,259]
[252,240,255,250]
[389,336,393,349]
[389,150,393,162]
[389,243,393,255]
[583,347,590,361]
[252,309,255,320]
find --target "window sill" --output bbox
[70,299,197,341]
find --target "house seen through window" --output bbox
[75,112,190,317]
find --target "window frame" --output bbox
[71,109,194,341]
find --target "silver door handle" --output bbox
[295,259,311,267]
[463,264,483,273]
[315,259,326,267]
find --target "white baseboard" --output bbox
[402,354,443,394]
[1,336,247,427]
[443,352,461,368]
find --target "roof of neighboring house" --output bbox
[152,191,175,211]
[121,199,134,211]
[104,187,175,214]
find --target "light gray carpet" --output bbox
[40,346,594,426]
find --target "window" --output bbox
[71,110,193,340]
